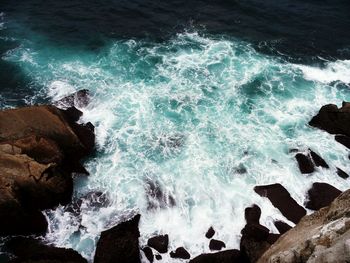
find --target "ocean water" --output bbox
[1,1,350,262]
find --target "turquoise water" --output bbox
[2,22,350,261]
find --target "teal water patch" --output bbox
[2,30,350,261]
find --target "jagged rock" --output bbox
[170,247,191,259]
[55,89,91,109]
[309,150,329,168]
[274,220,292,234]
[189,250,244,263]
[5,237,87,263]
[147,234,168,254]
[94,214,141,263]
[205,227,215,239]
[209,239,226,251]
[305,182,342,210]
[335,135,350,149]
[309,102,350,137]
[258,189,350,263]
[336,167,349,179]
[295,153,314,174]
[254,184,306,224]
[142,247,153,263]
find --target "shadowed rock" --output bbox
[209,239,226,251]
[274,220,292,235]
[254,184,306,224]
[189,250,244,263]
[5,237,87,263]
[170,247,191,259]
[155,254,162,260]
[205,227,215,239]
[305,182,342,210]
[335,135,350,149]
[336,167,349,179]
[94,214,141,263]
[295,153,314,174]
[147,234,168,254]
[142,247,153,263]
[309,150,329,168]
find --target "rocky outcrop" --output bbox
[94,214,141,263]
[305,182,342,210]
[0,96,94,236]
[254,184,306,224]
[5,237,87,263]
[258,189,350,263]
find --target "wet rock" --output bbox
[63,106,83,123]
[5,237,87,263]
[274,220,292,234]
[295,153,314,174]
[309,102,350,137]
[205,226,215,239]
[235,164,247,174]
[65,191,110,215]
[147,234,168,254]
[209,239,226,251]
[309,150,329,168]
[258,189,350,263]
[189,249,244,263]
[145,180,175,210]
[305,182,342,210]
[142,247,153,263]
[335,134,350,149]
[254,184,306,224]
[336,167,349,179]
[94,214,141,263]
[245,204,261,224]
[55,89,91,109]
[170,247,191,259]
[155,254,162,260]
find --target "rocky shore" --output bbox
[1,98,349,263]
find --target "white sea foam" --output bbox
[3,32,350,262]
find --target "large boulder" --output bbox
[305,182,342,210]
[147,234,169,254]
[254,184,306,224]
[94,214,141,263]
[258,189,350,263]
[5,237,87,263]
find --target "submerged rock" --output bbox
[205,226,215,239]
[147,234,169,254]
[170,247,191,259]
[258,189,350,263]
[6,237,87,263]
[94,214,141,263]
[305,182,342,210]
[254,184,306,224]
[209,239,226,251]
[295,153,314,174]
[189,249,244,263]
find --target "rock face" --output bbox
[189,249,244,263]
[305,182,342,210]
[254,184,306,224]
[0,105,94,236]
[258,189,350,263]
[94,214,141,263]
[6,237,87,263]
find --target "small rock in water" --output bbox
[155,254,162,260]
[305,182,342,210]
[295,153,314,174]
[309,150,329,168]
[55,89,91,108]
[170,247,191,259]
[336,167,349,179]
[209,239,226,251]
[190,249,243,263]
[245,204,261,224]
[235,164,247,174]
[147,234,169,253]
[205,226,215,239]
[274,220,292,234]
[142,247,154,263]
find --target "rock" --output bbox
[5,237,87,263]
[155,254,162,260]
[63,106,83,123]
[274,220,292,234]
[205,227,215,239]
[145,180,175,210]
[305,182,342,210]
[147,234,168,254]
[170,247,191,259]
[142,247,153,263]
[254,184,306,224]
[209,239,226,251]
[336,167,349,179]
[309,102,350,137]
[94,214,141,263]
[189,249,244,263]
[245,204,261,224]
[335,135,350,149]
[55,89,90,109]
[295,153,314,174]
[258,189,350,263]
[309,150,329,168]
